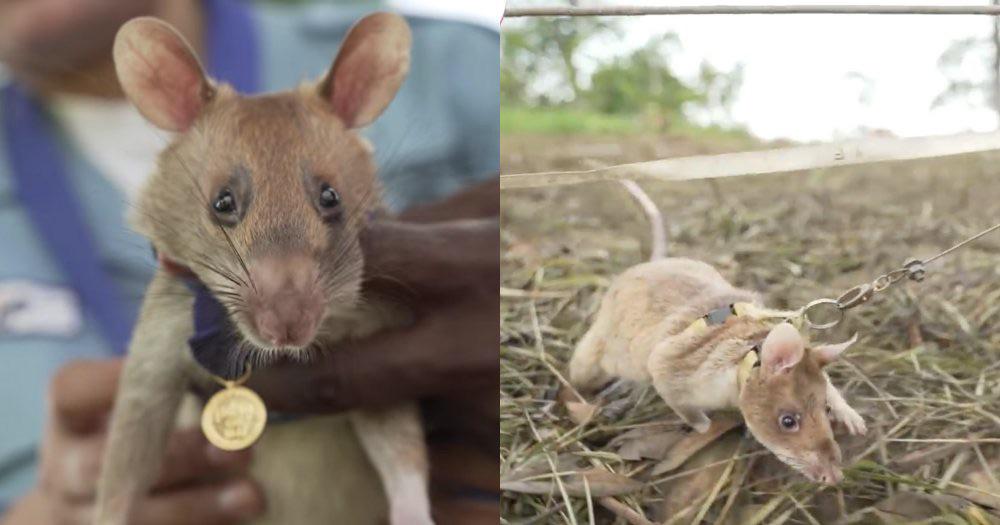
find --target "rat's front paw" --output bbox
[674,406,712,434]
[690,419,711,434]
[831,405,866,436]
[682,412,711,434]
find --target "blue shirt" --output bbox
[0,2,498,504]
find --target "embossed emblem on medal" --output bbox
[201,385,267,451]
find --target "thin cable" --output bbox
[924,221,1000,265]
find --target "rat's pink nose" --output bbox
[812,465,843,485]
[254,296,322,347]
[247,254,325,348]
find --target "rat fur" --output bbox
[569,182,866,484]
[94,13,432,524]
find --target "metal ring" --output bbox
[211,363,253,388]
[887,268,909,283]
[836,284,872,309]
[802,298,844,330]
[871,275,891,292]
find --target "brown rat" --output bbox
[569,184,865,485]
[95,13,432,525]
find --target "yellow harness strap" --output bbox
[687,317,709,331]
[683,301,796,333]
[680,301,794,393]
[684,302,743,333]
[737,348,760,391]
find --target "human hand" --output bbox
[246,177,499,522]
[2,359,265,525]
[0,0,156,75]
[250,215,498,413]
[247,214,499,523]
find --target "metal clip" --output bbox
[836,283,873,310]
[903,258,926,282]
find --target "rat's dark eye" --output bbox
[778,412,800,432]
[213,189,236,214]
[319,184,340,209]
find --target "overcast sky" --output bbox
[506,0,1000,142]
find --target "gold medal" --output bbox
[201,367,267,451]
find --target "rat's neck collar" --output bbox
[157,251,250,381]
[159,251,307,425]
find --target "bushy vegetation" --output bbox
[501,107,640,135]
[502,17,746,136]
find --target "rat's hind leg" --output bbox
[351,403,433,525]
[569,305,614,391]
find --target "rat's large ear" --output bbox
[760,322,805,375]
[813,333,858,367]
[318,12,411,129]
[114,17,214,132]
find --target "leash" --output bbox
[799,221,1000,330]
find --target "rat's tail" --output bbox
[620,180,667,261]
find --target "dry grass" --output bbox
[500,133,1000,524]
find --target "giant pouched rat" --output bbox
[569,183,866,484]
[94,13,433,525]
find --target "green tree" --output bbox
[585,35,700,126]
[501,16,619,105]
[934,37,991,112]
[693,61,744,124]
[933,1,1000,124]
[501,27,532,104]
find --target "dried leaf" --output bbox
[875,492,941,521]
[867,492,993,523]
[652,414,742,475]
[501,453,579,482]
[658,433,741,524]
[598,497,657,525]
[894,442,969,470]
[607,423,676,448]
[953,464,1000,508]
[615,429,684,461]
[500,467,643,497]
